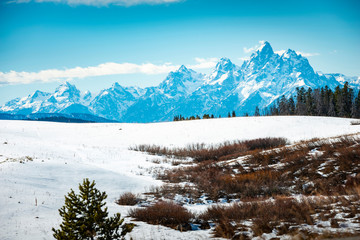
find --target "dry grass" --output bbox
[130,137,288,162]
[128,201,194,230]
[116,192,140,206]
[199,197,314,237]
[199,195,360,238]
[151,136,360,202]
[131,134,360,238]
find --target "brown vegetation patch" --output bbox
[128,201,194,230]
[130,137,288,162]
[116,192,140,206]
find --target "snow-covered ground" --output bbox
[0,116,359,240]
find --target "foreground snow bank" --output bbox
[0,116,359,240]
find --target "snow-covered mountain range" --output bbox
[1,42,359,122]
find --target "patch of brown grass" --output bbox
[116,192,140,206]
[130,137,288,162]
[128,201,194,229]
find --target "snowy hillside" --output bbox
[1,116,360,240]
[1,42,359,122]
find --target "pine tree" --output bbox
[278,95,288,115]
[288,96,295,115]
[232,111,236,117]
[328,96,337,117]
[295,87,306,115]
[352,91,360,118]
[53,179,133,240]
[305,88,315,115]
[342,82,353,118]
[254,106,260,116]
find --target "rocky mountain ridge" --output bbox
[1,42,359,122]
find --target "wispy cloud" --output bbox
[239,57,250,62]
[189,57,218,70]
[296,51,320,57]
[7,0,183,7]
[275,50,320,57]
[0,58,217,85]
[243,40,265,53]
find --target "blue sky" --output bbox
[0,0,359,104]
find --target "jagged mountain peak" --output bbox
[1,42,358,123]
[30,90,50,99]
[257,41,274,55]
[157,65,204,98]
[162,65,199,84]
[246,41,275,69]
[55,81,79,96]
[177,65,190,73]
[110,82,127,92]
[281,49,300,59]
[215,58,236,72]
[56,81,75,89]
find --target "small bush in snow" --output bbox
[116,192,140,206]
[128,201,193,230]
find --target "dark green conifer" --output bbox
[53,179,133,240]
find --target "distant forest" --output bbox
[173,82,360,121]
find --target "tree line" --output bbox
[263,82,360,118]
[173,83,360,121]
[173,111,237,121]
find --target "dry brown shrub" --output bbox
[130,137,288,162]
[213,219,238,239]
[116,192,139,206]
[200,197,316,238]
[128,201,193,229]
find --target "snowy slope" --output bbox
[1,116,360,240]
[90,83,144,121]
[0,82,92,115]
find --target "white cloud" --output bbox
[243,40,265,53]
[275,50,319,57]
[0,58,217,85]
[239,57,250,62]
[189,57,218,70]
[0,62,179,85]
[296,51,320,57]
[8,0,183,6]
[275,50,286,55]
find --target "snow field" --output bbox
[0,116,359,239]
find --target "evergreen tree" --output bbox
[53,179,133,240]
[334,85,344,117]
[328,96,337,117]
[288,96,295,115]
[279,95,289,115]
[232,111,236,117]
[352,91,360,118]
[254,106,260,116]
[203,114,210,119]
[342,82,353,117]
[305,88,315,115]
[295,87,306,115]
